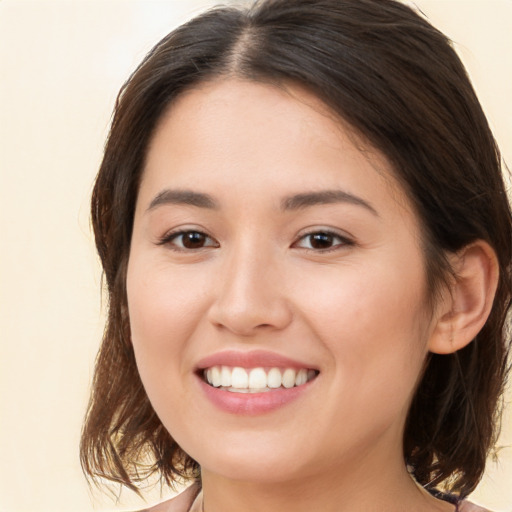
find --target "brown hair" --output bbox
[81,0,512,499]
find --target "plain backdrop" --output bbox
[0,1,510,511]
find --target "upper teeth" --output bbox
[204,366,317,392]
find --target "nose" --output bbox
[207,246,293,337]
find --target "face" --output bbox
[126,79,438,484]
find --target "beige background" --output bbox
[0,1,510,511]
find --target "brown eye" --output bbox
[308,233,335,249]
[165,230,218,250]
[294,231,351,251]
[181,231,207,249]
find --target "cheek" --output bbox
[299,255,427,331]
[126,256,209,396]
[295,256,430,400]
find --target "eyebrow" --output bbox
[146,188,377,216]
[281,190,378,216]
[147,189,219,212]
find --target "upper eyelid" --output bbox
[292,229,355,252]
[294,227,354,242]
[158,228,218,246]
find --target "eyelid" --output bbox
[292,228,355,252]
[157,227,219,250]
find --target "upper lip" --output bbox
[196,350,318,371]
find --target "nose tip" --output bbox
[208,292,293,337]
[209,310,287,337]
[207,260,293,337]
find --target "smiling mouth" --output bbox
[202,366,319,393]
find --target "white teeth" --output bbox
[221,366,232,387]
[295,368,308,386]
[231,367,249,388]
[203,365,318,391]
[282,368,296,388]
[267,368,282,388]
[211,366,221,387]
[248,367,267,388]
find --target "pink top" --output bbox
[141,484,492,512]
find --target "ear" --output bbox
[428,240,499,354]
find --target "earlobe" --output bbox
[428,240,499,355]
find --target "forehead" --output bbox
[139,78,409,216]
[148,79,373,160]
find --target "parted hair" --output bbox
[80,0,512,499]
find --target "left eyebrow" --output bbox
[281,189,378,216]
[146,189,219,212]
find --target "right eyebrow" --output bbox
[281,189,378,216]
[146,189,220,212]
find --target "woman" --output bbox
[80,1,512,511]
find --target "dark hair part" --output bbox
[81,0,512,499]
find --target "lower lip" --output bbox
[197,375,314,415]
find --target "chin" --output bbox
[202,457,307,485]
[187,435,316,484]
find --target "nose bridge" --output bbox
[208,232,292,335]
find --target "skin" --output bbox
[126,79,466,512]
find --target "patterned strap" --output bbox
[428,488,459,510]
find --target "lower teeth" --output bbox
[222,386,272,393]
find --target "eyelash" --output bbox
[158,229,354,253]
[293,230,354,253]
[157,229,219,251]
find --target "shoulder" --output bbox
[458,500,493,512]
[137,483,201,512]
